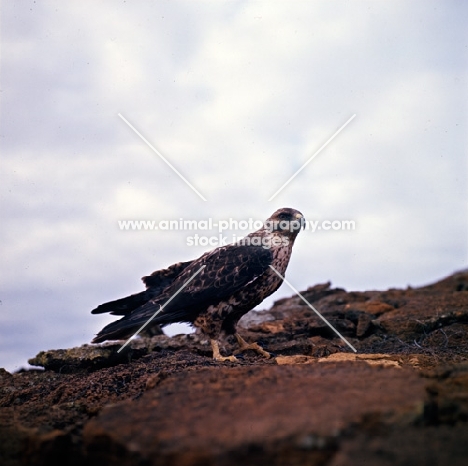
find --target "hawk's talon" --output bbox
[214,355,238,363]
[234,333,271,359]
[210,339,238,363]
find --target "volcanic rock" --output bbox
[1,271,467,465]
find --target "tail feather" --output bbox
[91,300,171,343]
[91,288,196,343]
[91,316,167,344]
[91,324,136,343]
[91,290,155,316]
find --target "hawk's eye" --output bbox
[278,212,289,220]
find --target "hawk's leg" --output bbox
[210,339,238,363]
[234,333,271,358]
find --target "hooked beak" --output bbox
[294,212,306,230]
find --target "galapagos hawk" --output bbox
[91,207,304,361]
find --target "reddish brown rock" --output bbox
[83,364,425,465]
[0,271,467,465]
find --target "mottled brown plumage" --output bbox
[91,208,304,361]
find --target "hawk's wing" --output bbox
[141,260,193,289]
[92,244,273,342]
[161,244,272,309]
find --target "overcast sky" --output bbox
[1,1,466,372]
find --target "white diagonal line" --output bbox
[268,114,356,201]
[118,113,207,201]
[269,265,357,352]
[117,265,206,353]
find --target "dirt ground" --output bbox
[1,271,467,465]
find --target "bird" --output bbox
[91,207,305,362]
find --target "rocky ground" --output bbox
[1,271,468,466]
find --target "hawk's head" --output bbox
[265,207,305,239]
